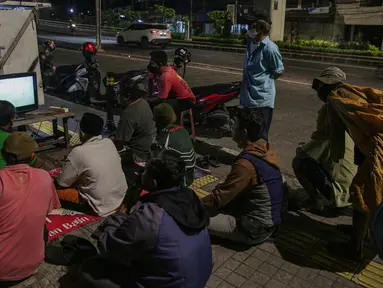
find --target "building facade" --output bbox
[285,0,383,47]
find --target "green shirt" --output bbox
[155,124,196,186]
[0,130,10,169]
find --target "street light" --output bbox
[189,0,193,38]
[69,8,74,13]
[95,0,101,50]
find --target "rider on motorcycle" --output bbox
[146,50,196,122]
[81,42,101,102]
[40,40,56,89]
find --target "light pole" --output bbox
[189,0,193,38]
[96,0,102,50]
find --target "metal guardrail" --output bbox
[38,19,122,34]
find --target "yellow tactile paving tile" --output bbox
[275,225,319,256]
[190,175,218,199]
[29,121,80,147]
[191,175,218,189]
[354,261,383,288]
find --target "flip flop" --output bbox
[204,155,220,168]
[196,157,210,173]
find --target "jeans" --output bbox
[208,214,274,245]
[245,107,273,141]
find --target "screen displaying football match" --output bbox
[0,74,37,108]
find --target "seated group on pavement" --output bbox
[1,56,382,287]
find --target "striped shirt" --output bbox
[155,124,196,185]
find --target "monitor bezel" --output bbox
[0,72,39,113]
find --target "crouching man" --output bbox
[79,150,213,288]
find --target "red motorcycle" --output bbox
[102,48,241,135]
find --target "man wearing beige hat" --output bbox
[293,66,357,213]
[0,132,60,285]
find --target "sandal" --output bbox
[204,155,220,168]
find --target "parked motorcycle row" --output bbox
[39,40,241,135]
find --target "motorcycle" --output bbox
[68,20,77,34]
[102,53,240,135]
[44,50,101,104]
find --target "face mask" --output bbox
[147,62,160,74]
[246,29,258,39]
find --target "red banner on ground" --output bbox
[46,209,101,241]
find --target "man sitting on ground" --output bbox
[0,132,60,286]
[0,101,47,170]
[114,76,156,165]
[146,50,196,120]
[56,113,127,217]
[79,150,212,288]
[153,103,196,186]
[201,108,284,245]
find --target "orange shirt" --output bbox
[0,164,60,281]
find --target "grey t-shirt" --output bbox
[115,99,156,161]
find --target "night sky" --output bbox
[48,0,233,15]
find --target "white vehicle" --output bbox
[117,23,171,49]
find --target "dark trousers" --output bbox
[147,97,194,123]
[79,256,135,288]
[351,209,370,259]
[293,156,333,201]
[245,107,273,141]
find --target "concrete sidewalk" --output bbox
[10,95,381,288]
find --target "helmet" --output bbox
[82,42,97,56]
[173,48,191,68]
[42,40,55,54]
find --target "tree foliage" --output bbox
[120,10,141,22]
[208,10,232,36]
[101,10,120,26]
[154,5,176,19]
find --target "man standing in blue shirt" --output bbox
[240,12,284,141]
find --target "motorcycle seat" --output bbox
[192,81,241,99]
[102,70,146,87]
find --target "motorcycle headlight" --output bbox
[72,24,76,27]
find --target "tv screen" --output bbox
[0,72,38,113]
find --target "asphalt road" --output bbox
[39,32,383,89]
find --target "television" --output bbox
[0,72,39,113]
